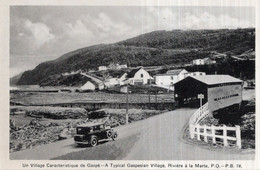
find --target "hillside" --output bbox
[10,72,23,85]
[39,73,92,87]
[16,28,255,85]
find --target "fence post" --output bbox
[190,124,194,139]
[211,125,216,144]
[223,125,228,147]
[235,125,242,149]
[204,125,208,143]
[196,124,200,141]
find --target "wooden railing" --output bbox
[189,102,210,125]
[189,124,241,148]
[188,102,242,149]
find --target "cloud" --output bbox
[24,20,55,48]
[178,12,252,29]
[66,19,92,36]
[78,12,134,40]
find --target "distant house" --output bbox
[126,68,152,85]
[80,81,96,91]
[192,59,205,65]
[98,66,107,71]
[103,71,127,87]
[203,58,216,64]
[120,86,128,93]
[154,69,188,86]
[80,80,104,91]
[120,64,127,69]
[117,73,128,85]
[107,63,127,70]
[192,58,216,65]
[107,63,117,70]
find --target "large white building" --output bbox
[154,69,188,86]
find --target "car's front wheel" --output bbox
[112,133,118,141]
[106,130,112,138]
[90,136,98,147]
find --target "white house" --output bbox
[192,58,216,65]
[192,59,205,65]
[154,69,188,86]
[126,68,152,85]
[118,73,127,85]
[104,78,118,87]
[204,58,216,64]
[80,81,96,91]
[98,66,107,71]
[120,64,127,69]
[104,72,127,87]
[106,63,128,70]
[80,80,104,91]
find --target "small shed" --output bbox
[80,81,96,91]
[174,75,243,111]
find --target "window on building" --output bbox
[171,76,174,80]
[141,74,143,78]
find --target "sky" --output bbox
[10,6,255,77]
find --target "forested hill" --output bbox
[118,28,255,53]
[16,28,255,85]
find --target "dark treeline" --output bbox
[185,59,255,80]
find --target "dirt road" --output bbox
[10,108,254,160]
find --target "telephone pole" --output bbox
[126,84,129,124]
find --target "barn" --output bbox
[174,75,243,111]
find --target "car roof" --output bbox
[77,122,104,127]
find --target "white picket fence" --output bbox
[189,102,242,148]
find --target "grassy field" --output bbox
[10,91,175,105]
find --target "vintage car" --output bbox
[74,122,118,147]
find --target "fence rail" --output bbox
[188,102,242,149]
[189,124,241,148]
[189,102,210,125]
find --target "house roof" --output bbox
[187,75,242,85]
[166,69,186,75]
[127,68,143,78]
[108,70,127,78]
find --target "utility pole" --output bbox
[148,79,151,108]
[126,84,129,124]
[155,92,157,103]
